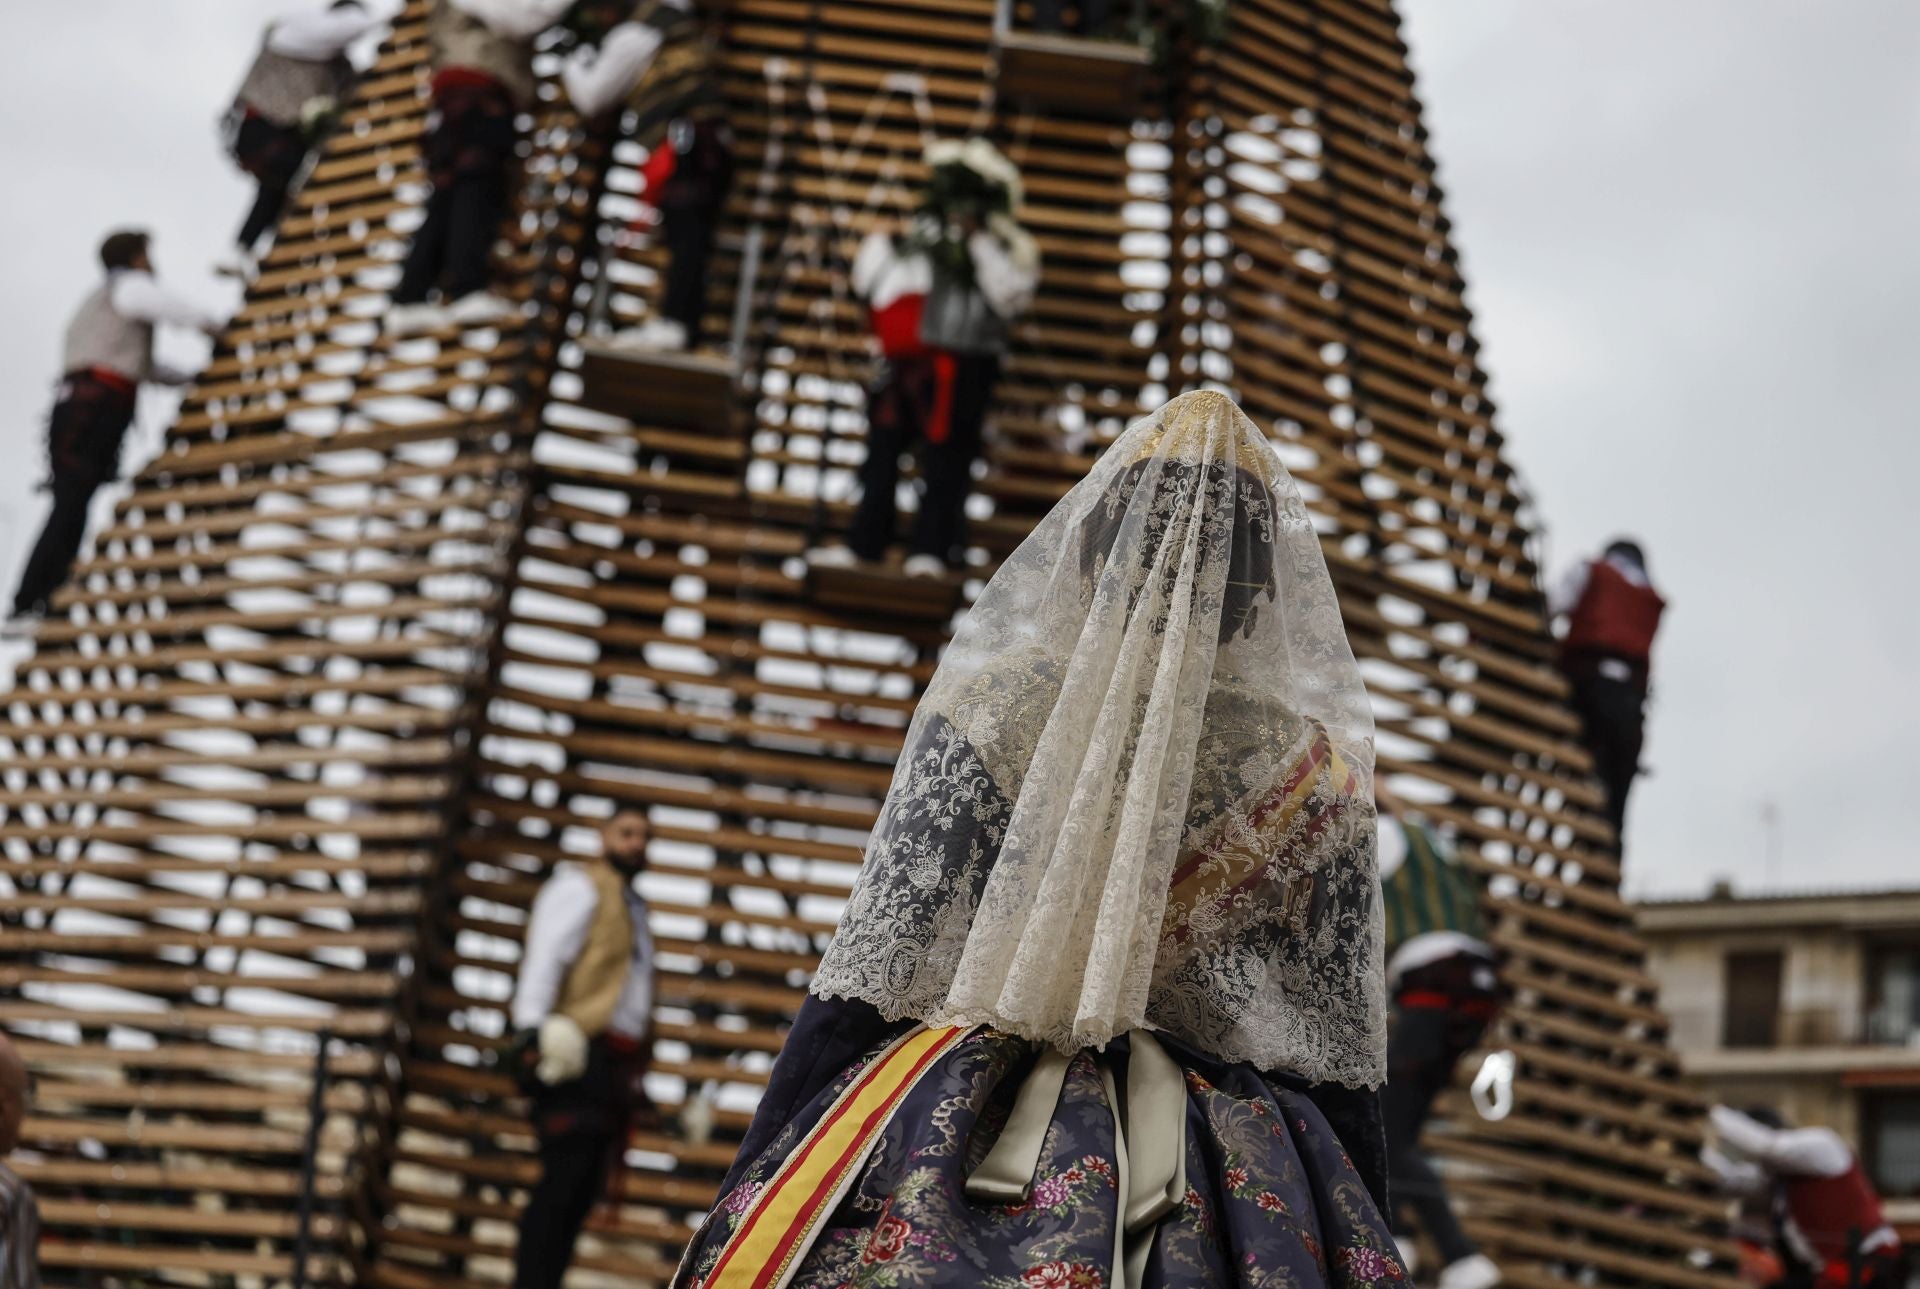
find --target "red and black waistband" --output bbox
[65,366,138,395]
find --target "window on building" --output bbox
[1863,1093,1920,1198]
[1722,949,1783,1049]
[1864,946,1920,1046]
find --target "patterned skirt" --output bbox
[676,1026,1406,1289]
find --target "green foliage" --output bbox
[922,159,1015,223]
[1134,0,1231,65]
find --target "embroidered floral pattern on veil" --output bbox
[813,391,1384,1089]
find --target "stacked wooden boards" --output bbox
[0,1,1737,1287]
[0,3,612,1281]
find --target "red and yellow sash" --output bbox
[698,1025,971,1289]
[1161,729,1355,946]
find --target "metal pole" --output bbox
[729,224,763,359]
[291,1029,333,1289]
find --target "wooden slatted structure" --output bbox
[0,1,1737,1287]
[0,3,611,1281]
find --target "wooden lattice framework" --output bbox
[0,2,1740,1287]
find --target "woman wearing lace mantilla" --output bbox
[676,390,1404,1289]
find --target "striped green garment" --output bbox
[1380,818,1485,960]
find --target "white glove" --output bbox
[536,1014,589,1085]
[681,1083,717,1146]
[300,95,338,133]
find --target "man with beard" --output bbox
[509,808,658,1289]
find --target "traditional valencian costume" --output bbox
[676,390,1405,1289]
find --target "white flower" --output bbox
[922,136,1025,208]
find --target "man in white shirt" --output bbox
[220,1,390,276]
[0,1034,39,1289]
[509,809,657,1289]
[812,138,1040,579]
[10,231,223,622]
[387,0,577,335]
[558,0,682,122]
[1704,1105,1904,1289]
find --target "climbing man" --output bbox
[610,82,734,352]
[1705,1105,1906,1289]
[1376,779,1504,1289]
[0,1032,39,1289]
[219,0,389,277]
[1549,538,1666,841]
[10,231,223,624]
[561,0,735,352]
[509,808,657,1289]
[810,137,1039,578]
[558,0,687,124]
[388,0,577,336]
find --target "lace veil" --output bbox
[812,390,1385,1088]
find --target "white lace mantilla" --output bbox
[813,391,1385,1088]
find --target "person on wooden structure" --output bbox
[1375,780,1503,1289]
[609,83,734,352]
[1704,1105,1906,1289]
[9,231,223,624]
[562,0,731,353]
[387,0,576,336]
[508,808,657,1289]
[0,1034,39,1289]
[558,0,681,123]
[1549,537,1665,842]
[217,0,389,278]
[675,391,1404,1288]
[810,138,1039,578]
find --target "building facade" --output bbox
[1639,887,1920,1240]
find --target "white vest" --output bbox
[62,280,152,382]
[432,6,539,108]
[234,27,354,128]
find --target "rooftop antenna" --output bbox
[1759,797,1783,890]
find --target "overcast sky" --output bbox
[1,3,1913,898]
[1397,1,1920,897]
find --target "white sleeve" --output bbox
[110,272,223,332]
[511,866,599,1030]
[450,0,574,41]
[1547,562,1589,619]
[1710,1106,1854,1178]
[264,5,387,59]
[1701,1144,1771,1197]
[968,229,1039,319]
[562,21,662,119]
[851,230,896,301]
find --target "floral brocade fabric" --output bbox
[679,1029,1405,1289]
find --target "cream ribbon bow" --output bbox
[965,1030,1189,1289]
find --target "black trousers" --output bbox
[1563,651,1648,838]
[395,88,518,305]
[660,205,720,342]
[13,475,99,619]
[513,1042,625,1289]
[514,1131,611,1289]
[1382,1003,1488,1267]
[12,375,135,617]
[848,353,999,566]
[1033,0,1114,33]
[235,114,307,250]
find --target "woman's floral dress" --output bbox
[676,1003,1405,1289]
